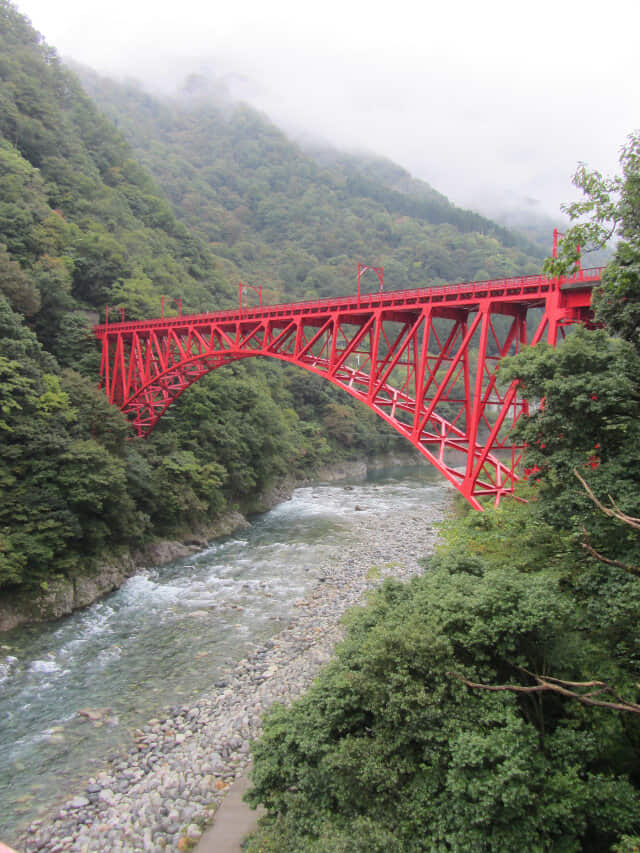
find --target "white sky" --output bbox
[13,0,640,218]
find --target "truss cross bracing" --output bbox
[94,269,601,508]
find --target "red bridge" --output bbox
[94,268,601,509]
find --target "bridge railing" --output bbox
[94,267,603,336]
[273,267,603,314]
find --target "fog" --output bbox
[13,0,640,219]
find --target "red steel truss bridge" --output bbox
[94,268,602,509]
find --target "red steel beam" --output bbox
[94,269,601,508]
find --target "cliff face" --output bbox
[0,509,249,632]
[0,562,136,633]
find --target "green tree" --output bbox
[0,242,40,315]
[544,131,640,352]
[500,327,640,563]
[247,556,640,852]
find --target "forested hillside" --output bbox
[76,68,545,301]
[0,0,543,600]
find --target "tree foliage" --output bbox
[545,131,640,352]
[246,551,640,851]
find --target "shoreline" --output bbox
[17,476,451,852]
[0,459,373,634]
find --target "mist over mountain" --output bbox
[0,0,545,597]
[74,65,546,304]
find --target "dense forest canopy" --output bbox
[75,66,545,301]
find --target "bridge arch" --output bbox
[95,270,600,508]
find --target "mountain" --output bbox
[76,67,545,304]
[0,0,547,597]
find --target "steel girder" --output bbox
[95,269,601,508]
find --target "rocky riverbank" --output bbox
[0,460,371,634]
[18,482,451,852]
[0,511,248,634]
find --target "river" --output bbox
[0,461,446,846]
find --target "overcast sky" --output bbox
[14,0,640,219]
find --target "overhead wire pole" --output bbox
[357,262,383,303]
[238,281,263,311]
[105,304,125,325]
[160,295,182,319]
[553,227,582,270]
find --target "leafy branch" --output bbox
[573,468,640,575]
[542,143,629,278]
[449,468,640,714]
[449,667,640,714]
[574,467,640,530]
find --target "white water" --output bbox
[0,463,444,843]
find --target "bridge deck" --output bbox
[94,268,601,338]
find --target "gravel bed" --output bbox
[20,490,450,852]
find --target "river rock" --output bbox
[77,707,109,722]
[67,797,89,809]
[98,789,116,805]
[17,474,451,853]
[135,540,193,566]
